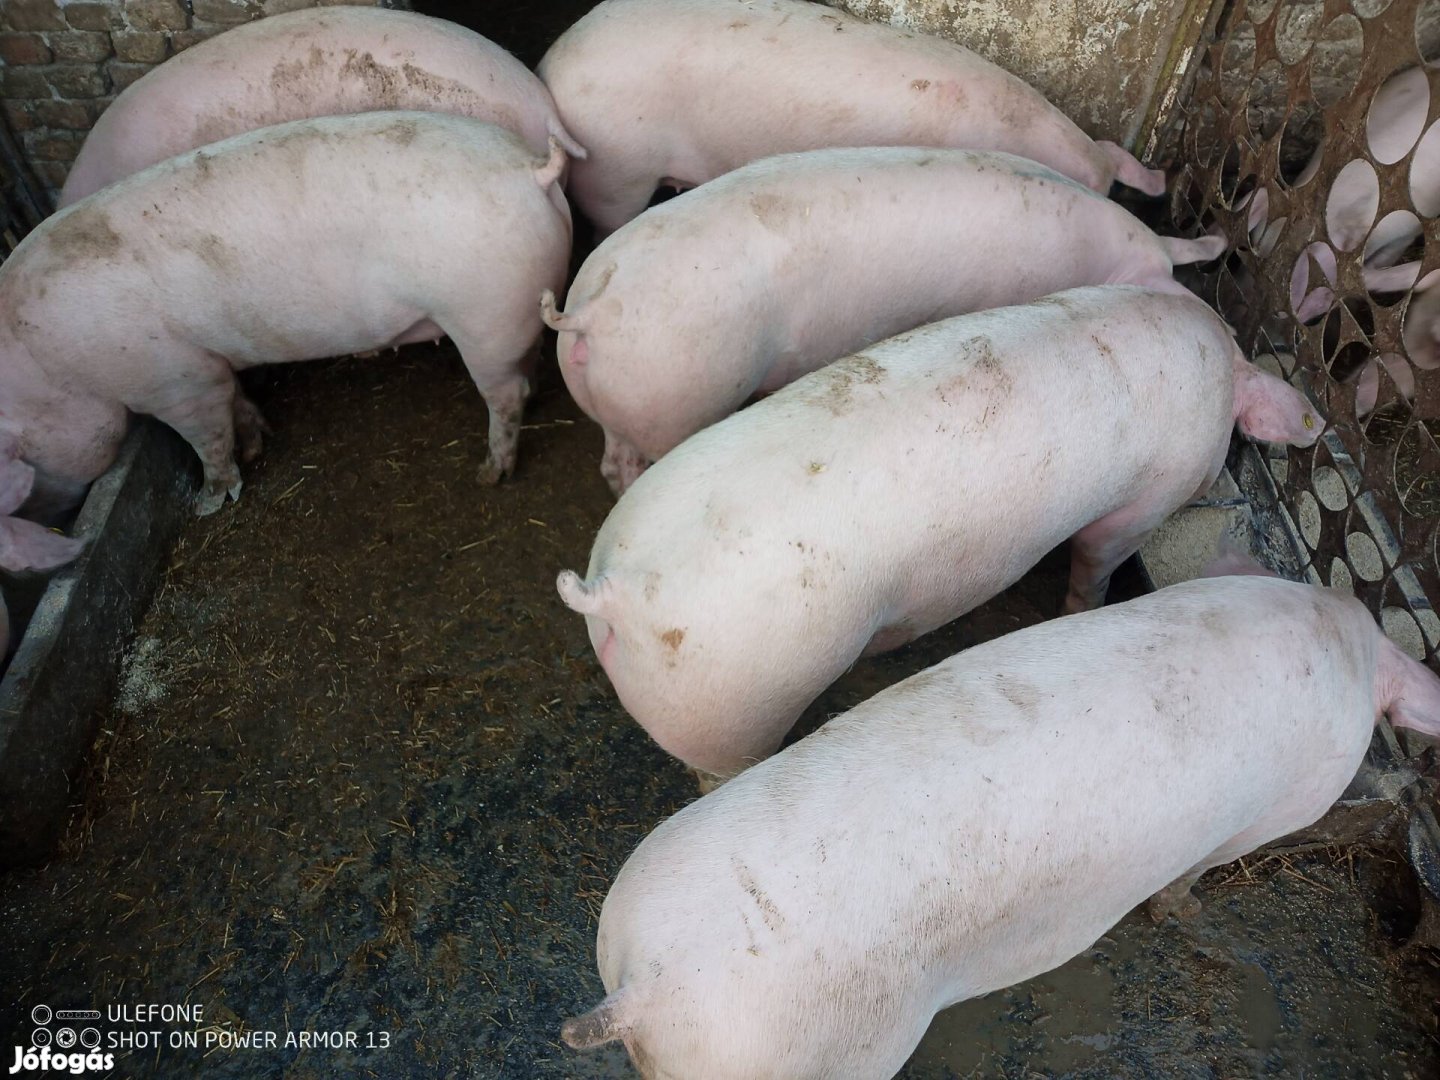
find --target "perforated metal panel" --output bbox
[1166,0,1440,685]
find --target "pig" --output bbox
[59,6,584,207]
[0,112,572,516]
[0,434,85,657]
[1286,67,1438,328]
[561,569,1440,1080]
[540,147,1228,494]
[556,286,1322,782]
[536,0,1166,234]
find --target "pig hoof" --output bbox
[476,456,513,486]
[1146,885,1203,923]
[194,488,227,517]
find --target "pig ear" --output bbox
[0,456,35,516]
[1199,534,1277,580]
[0,516,84,574]
[1232,357,1323,447]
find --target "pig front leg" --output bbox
[1147,870,1205,922]
[1148,827,1271,923]
[1063,504,1161,615]
[601,429,649,496]
[146,354,243,516]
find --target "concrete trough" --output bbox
[0,421,193,867]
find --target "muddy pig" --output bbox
[540,147,1226,494]
[0,434,84,657]
[556,286,1322,781]
[1,113,572,515]
[561,567,1440,1079]
[60,6,583,207]
[537,0,1165,233]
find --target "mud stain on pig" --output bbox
[589,262,618,299]
[335,50,482,115]
[732,857,786,933]
[748,193,794,233]
[993,673,1040,712]
[955,337,1015,405]
[800,353,886,416]
[911,78,932,92]
[191,232,237,274]
[42,206,125,263]
[658,627,685,651]
[377,115,421,147]
[268,46,330,98]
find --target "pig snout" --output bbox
[561,989,635,1051]
[1378,635,1440,739]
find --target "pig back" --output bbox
[593,288,1237,707]
[541,0,1111,204]
[575,148,1171,458]
[595,577,1381,1078]
[13,113,569,379]
[61,7,567,206]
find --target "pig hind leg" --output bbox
[601,429,650,496]
[447,330,536,485]
[146,353,243,515]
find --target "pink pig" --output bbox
[562,568,1440,1080]
[557,286,1322,782]
[60,6,583,207]
[1,113,572,515]
[537,0,1166,233]
[541,147,1225,494]
[0,434,84,657]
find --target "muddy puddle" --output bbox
[1,1,1438,1076]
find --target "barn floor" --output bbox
[0,345,1435,1078]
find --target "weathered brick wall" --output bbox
[0,0,408,204]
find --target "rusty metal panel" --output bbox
[0,115,47,260]
[1162,0,1439,704]
[828,0,1216,147]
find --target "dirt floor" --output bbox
[0,344,1436,1079]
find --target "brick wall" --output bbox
[0,0,407,205]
